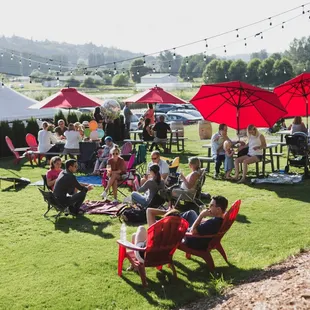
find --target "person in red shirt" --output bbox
[46,156,63,190]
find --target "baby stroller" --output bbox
[284,132,310,176]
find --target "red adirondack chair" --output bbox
[178,199,241,271]
[5,136,30,164]
[117,216,189,287]
[25,133,42,165]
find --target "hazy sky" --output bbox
[1,0,310,57]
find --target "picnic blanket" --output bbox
[30,175,102,187]
[80,200,127,215]
[251,173,303,185]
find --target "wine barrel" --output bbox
[199,120,212,139]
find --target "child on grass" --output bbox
[224,140,234,179]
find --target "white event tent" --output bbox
[0,86,57,122]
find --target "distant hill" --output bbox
[0,35,144,76]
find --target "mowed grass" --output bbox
[0,124,309,309]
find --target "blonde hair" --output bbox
[247,124,259,137]
[223,140,232,151]
[110,146,120,155]
[188,157,201,170]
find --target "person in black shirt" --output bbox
[181,195,228,250]
[150,115,171,153]
[142,118,154,142]
[53,159,93,215]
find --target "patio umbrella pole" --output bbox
[306,97,309,130]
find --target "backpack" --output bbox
[116,204,146,224]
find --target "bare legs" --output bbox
[234,155,259,183]
[105,173,120,199]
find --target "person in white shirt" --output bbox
[63,123,82,155]
[38,122,59,160]
[140,150,169,185]
[233,124,266,183]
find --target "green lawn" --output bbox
[0,124,309,309]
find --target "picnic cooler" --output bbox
[199,120,212,139]
[171,121,184,137]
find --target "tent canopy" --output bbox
[0,86,57,122]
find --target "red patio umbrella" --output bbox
[190,81,287,133]
[124,86,186,104]
[274,72,310,128]
[29,87,103,109]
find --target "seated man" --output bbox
[140,150,169,185]
[150,115,171,153]
[145,195,228,250]
[53,159,93,215]
[91,136,116,175]
[181,195,228,250]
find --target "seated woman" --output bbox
[74,122,84,139]
[170,157,201,201]
[233,124,267,183]
[63,123,82,155]
[288,116,307,134]
[142,118,154,142]
[100,146,126,203]
[38,121,59,160]
[46,156,63,190]
[131,164,164,209]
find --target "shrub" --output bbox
[66,78,80,87]
[26,118,39,138]
[0,121,12,157]
[82,77,96,88]
[112,74,129,87]
[12,120,26,148]
[54,110,67,126]
[67,112,79,124]
[79,113,93,123]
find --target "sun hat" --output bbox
[82,121,89,127]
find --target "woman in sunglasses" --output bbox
[101,146,126,203]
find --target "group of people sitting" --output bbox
[211,123,267,183]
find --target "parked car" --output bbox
[155,104,184,114]
[165,112,201,125]
[168,109,203,119]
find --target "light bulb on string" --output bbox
[282,22,285,29]
[186,57,189,66]
[224,45,227,54]
[204,54,207,61]
[304,67,306,72]
[173,48,176,60]
[269,17,272,26]
[1,53,3,57]
[265,72,268,76]
[224,73,228,79]
[302,5,305,14]
[236,29,239,38]
[38,65,41,70]
[95,69,98,75]
[245,73,248,78]
[143,57,146,67]
[70,71,73,76]
[168,62,171,70]
[48,67,51,73]
[11,53,14,60]
[46,61,49,66]
[19,59,22,65]
[137,70,140,75]
[29,62,32,68]
[244,38,247,47]
[205,39,208,48]
[29,77,32,84]
[284,68,286,74]
[108,71,112,77]
[152,67,156,73]
[187,76,190,80]
[261,32,264,39]
[114,67,117,75]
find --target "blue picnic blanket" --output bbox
[76,175,102,186]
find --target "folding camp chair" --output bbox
[178,200,241,271]
[38,188,67,219]
[117,216,189,287]
[41,174,53,191]
[121,142,133,155]
[135,144,147,175]
[77,142,97,173]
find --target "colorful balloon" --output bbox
[84,128,91,138]
[90,130,99,140]
[89,120,98,131]
[97,129,105,138]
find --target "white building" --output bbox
[137,73,192,91]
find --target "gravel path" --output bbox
[180,250,310,310]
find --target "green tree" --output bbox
[158,51,182,73]
[12,120,26,147]
[82,77,96,88]
[67,112,79,124]
[25,118,39,138]
[66,78,80,87]
[246,58,261,85]
[79,113,93,123]
[228,59,247,81]
[272,58,294,85]
[129,59,151,83]
[0,121,12,157]
[250,49,268,60]
[270,53,282,61]
[218,60,232,81]
[203,59,222,83]
[258,58,275,88]
[112,74,129,87]
[54,110,67,126]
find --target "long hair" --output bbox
[188,157,201,171]
[149,164,161,185]
[50,156,61,169]
[293,116,302,125]
[247,124,259,137]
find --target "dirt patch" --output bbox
[181,250,310,310]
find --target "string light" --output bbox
[244,38,247,47]
[168,62,171,70]
[152,67,156,73]
[29,76,32,83]
[225,73,228,79]
[70,71,73,76]
[11,53,14,60]
[224,45,227,53]
[282,22,285,28]
[173,48,176,60]
[203,54,207,61]
[261,32,264,39]
[269,17,272,26]
[236,29,239,38]
[265,72,268,76]
[19,59,22,65]
[245,73,248,78]
[205,39,208,48]
[143,57,146,67]
[38,64,41,70]
[302,5,305,14]
[137,70,140,75]
[1,78,4,88]
[1,53,3,57]
[29,62,32,68]
[284,68,287,74]
[186,57,189,66]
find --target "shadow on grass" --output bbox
[54,216,114,238]
[246,181,310,203]
[1,182,29,192]
[0,157,34,172]
[236,213,251,224]
[119,258,297,309]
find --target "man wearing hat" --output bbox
[91,136,116,175]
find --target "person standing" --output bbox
[150,115,171,153]
[64,123,82,156]
[53,159,93,215]
[143,103,155,125]
[123,102,133,139]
